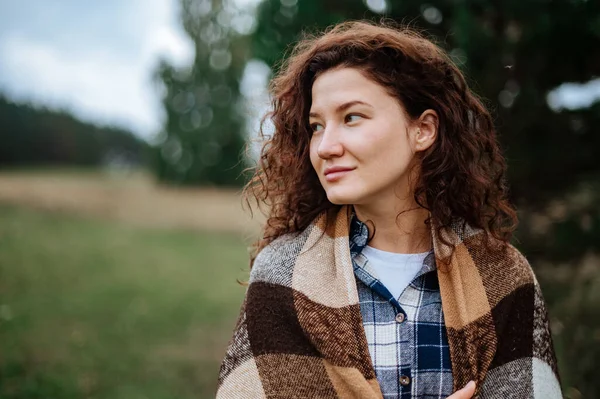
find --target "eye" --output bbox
[309,122,324,133]
[345,114,363,123]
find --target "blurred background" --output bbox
[0,0,598,398]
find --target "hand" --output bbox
[446,381,476,399]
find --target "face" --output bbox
[309,67,430,208]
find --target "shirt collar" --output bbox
[349,212,370,259]
[349,211,437,275]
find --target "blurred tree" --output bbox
[0,96,147,168]
[249,0,600,396]
[153,0,253,186]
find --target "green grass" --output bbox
[0,205,249,398]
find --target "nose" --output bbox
[316,126,344,159]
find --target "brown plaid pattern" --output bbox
[217,206,561,398]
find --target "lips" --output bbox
[324,166,354,176]
[324,166,354,182]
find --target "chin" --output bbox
[324,187,363,205]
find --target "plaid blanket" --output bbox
[217,206,561,398]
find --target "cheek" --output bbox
[356,129,412,169]
[350,129,392,161]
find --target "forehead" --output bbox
[310,67,391,110]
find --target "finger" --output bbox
[447,381,476,399]
[459,381,476,398]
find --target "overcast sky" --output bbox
[0,1,598,142]
[0,0,194,140]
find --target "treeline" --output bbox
[0,96,148,168]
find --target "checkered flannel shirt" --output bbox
[349,215,454,399]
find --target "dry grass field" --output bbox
[0,169,264,236]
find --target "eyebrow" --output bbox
[309,100,373,118]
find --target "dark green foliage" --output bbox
[0,96,147,168]
[152,0,251,187]
[152,59,247,186]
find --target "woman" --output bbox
[217,21,561,399]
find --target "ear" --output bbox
[414,109,438,152]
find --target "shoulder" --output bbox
[459,230,538,289]
[249,223,315,287]
[499,243,538,285]
[442,220,535,279]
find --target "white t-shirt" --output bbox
[361,245,430,299]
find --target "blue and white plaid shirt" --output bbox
[349,215,454,398]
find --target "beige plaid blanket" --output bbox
[217,206,561,398]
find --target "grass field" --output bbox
[0,170,596,398]
[0,201,250,398]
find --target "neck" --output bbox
[352,201,431,254]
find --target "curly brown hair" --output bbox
[244,20,517,266]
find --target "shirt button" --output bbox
[395,313,406,323]
[399,375,411,386]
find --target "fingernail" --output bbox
[465,381,475,390]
